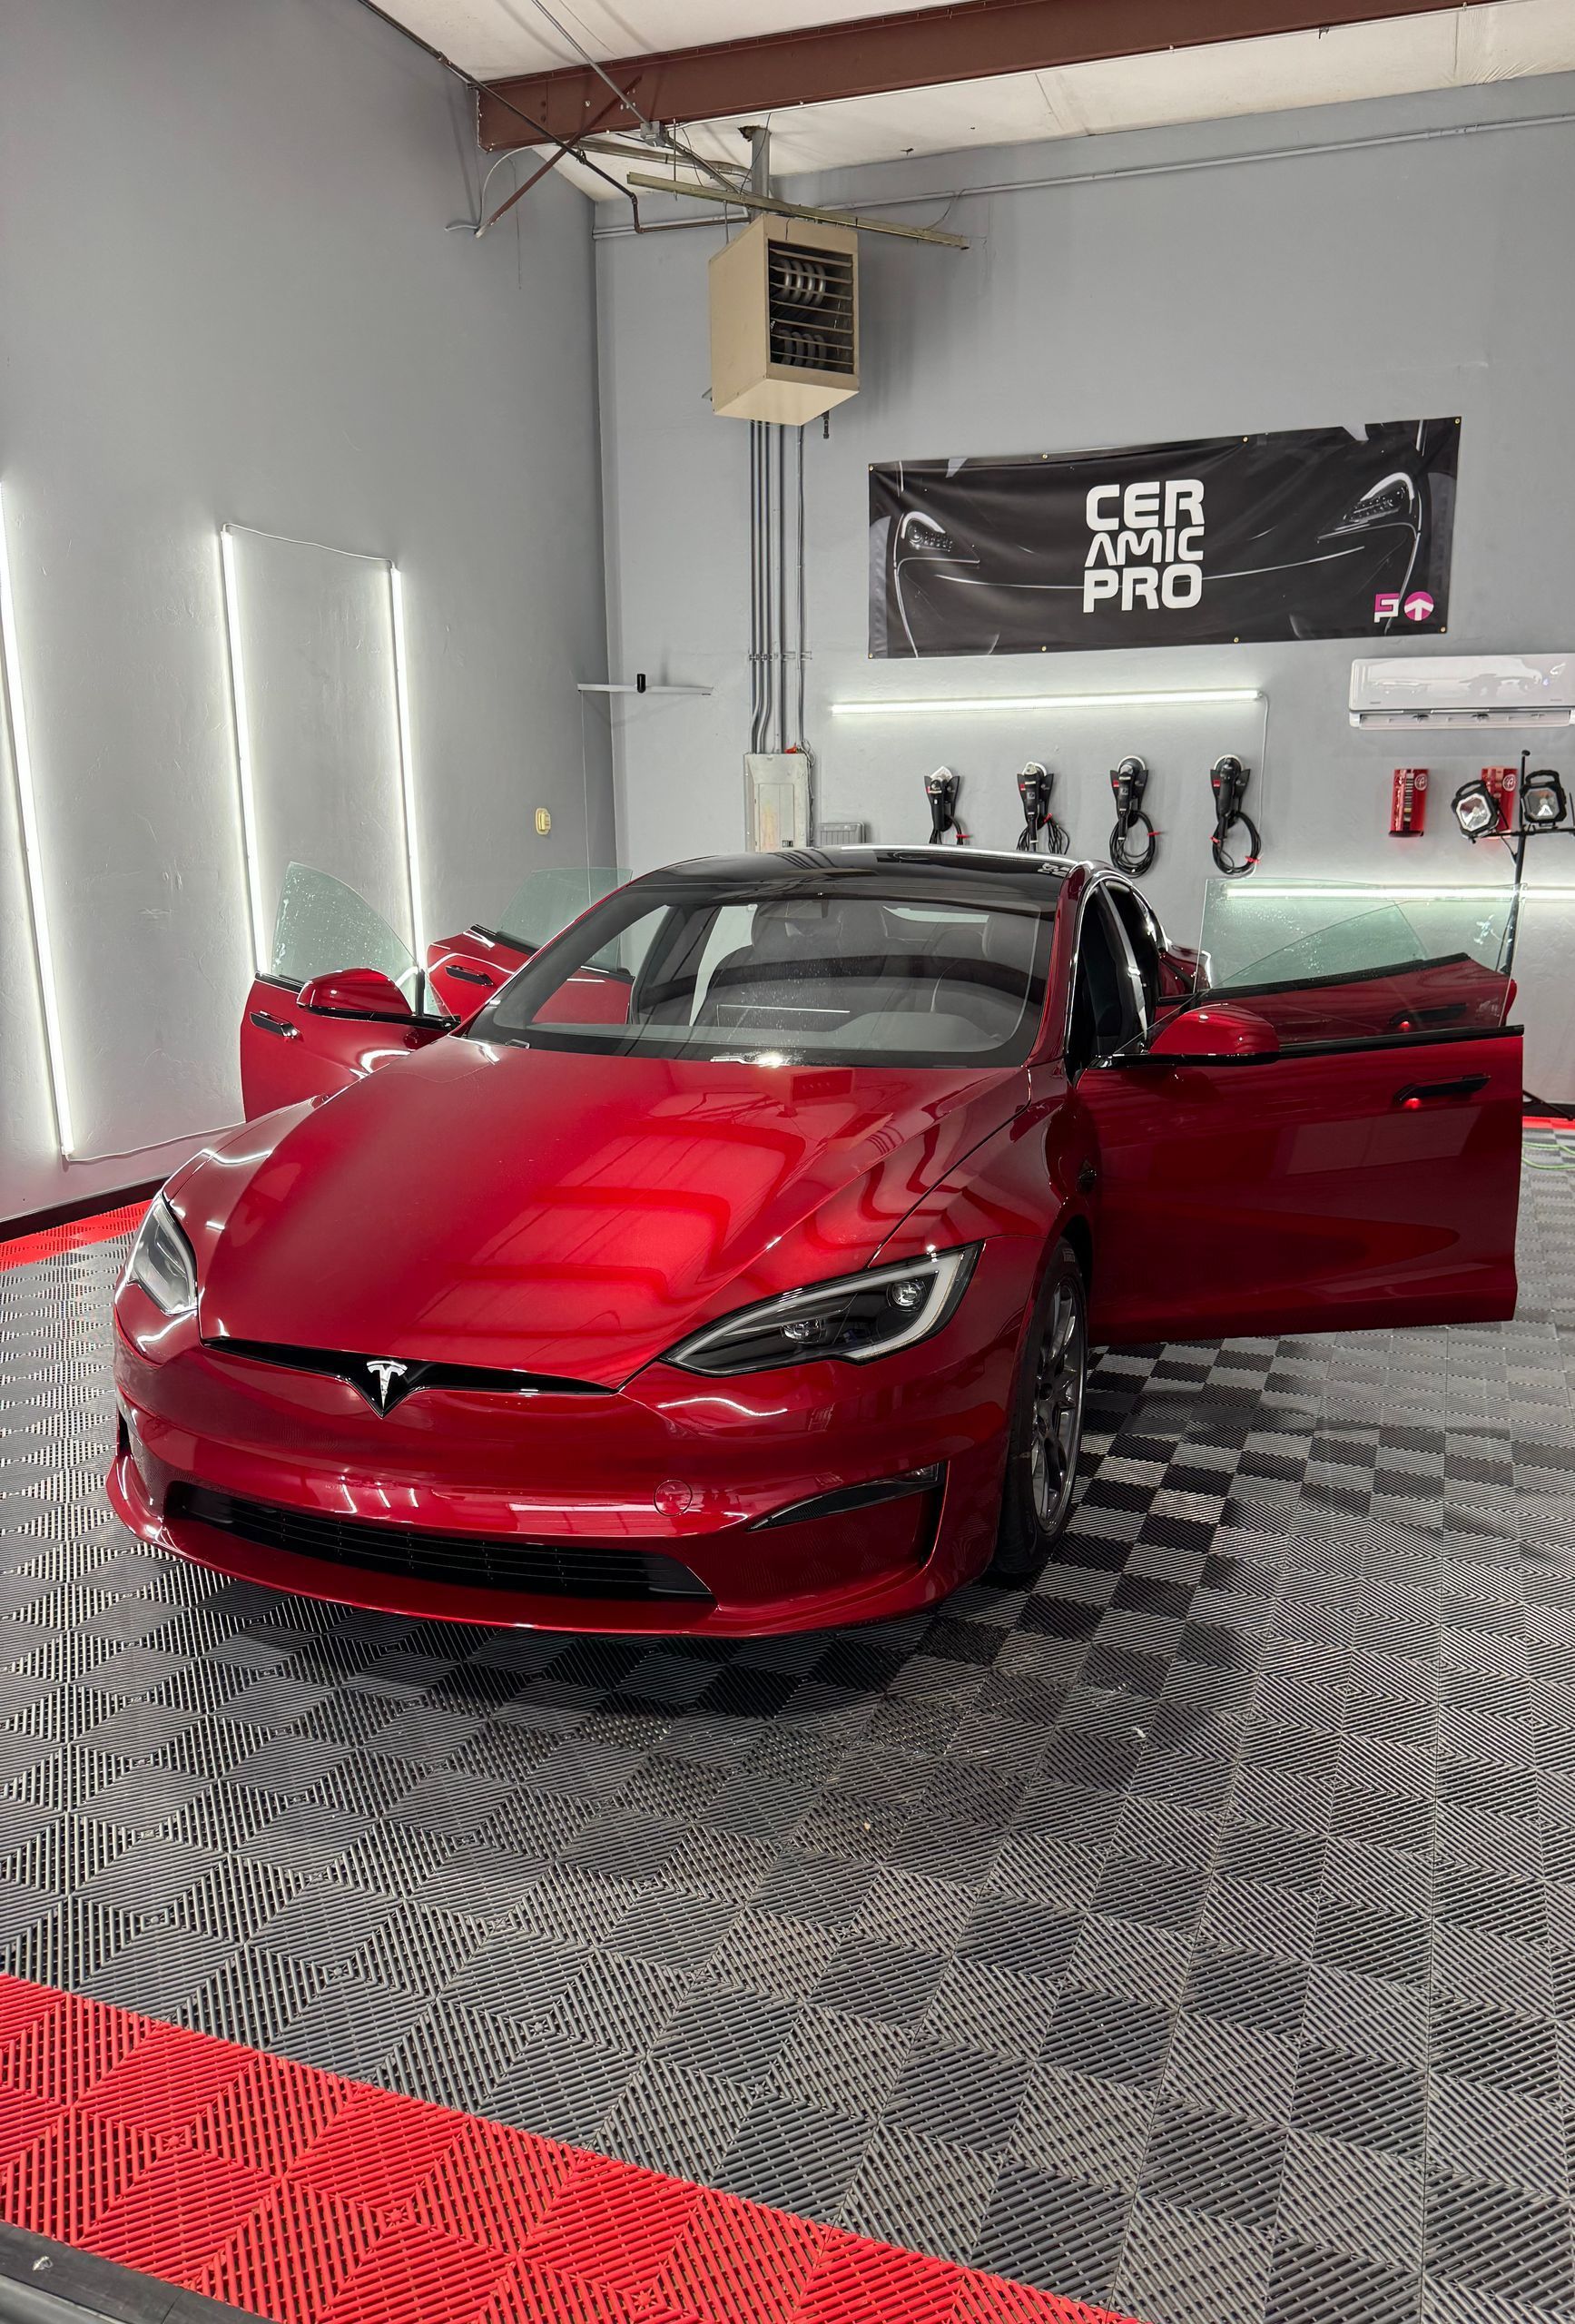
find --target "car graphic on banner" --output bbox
[870,417,1458,655]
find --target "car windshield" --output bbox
[470,861,1065,1066]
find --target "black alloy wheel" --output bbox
[989,1240,1088,1581]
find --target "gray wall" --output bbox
[0,0,612,1224]
[596,74,1575,1099]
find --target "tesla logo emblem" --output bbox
[365,1359,409,1412]
[1376,590,1435,623]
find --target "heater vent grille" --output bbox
[709,216,860,425]
[766,245,856,376]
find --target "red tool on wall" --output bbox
[1390,768,1428,835]
[1483,764,1519,827]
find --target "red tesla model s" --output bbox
[109,850,1521,1637]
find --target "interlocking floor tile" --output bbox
[1,1139,1573,2319]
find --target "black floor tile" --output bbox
[2,1134,1573,2322]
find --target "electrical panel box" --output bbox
[1390,768,1428,835]
[709,217,859,427]
[744,752,812,852]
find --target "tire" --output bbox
[989,1240,1088,1581]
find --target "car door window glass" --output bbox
[1196,879,1514,1046]
[490,868,630,968]
[1068,893,1144,1076]
[270,864,422,1007]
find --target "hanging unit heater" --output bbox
[709,216,859,426]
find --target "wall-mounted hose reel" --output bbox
[1208,753,1260,876]
[1015,763,1068,856]
[1108,756,1157,875]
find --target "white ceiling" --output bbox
[393,0,964,80]
[393,0,1575,198]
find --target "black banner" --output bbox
[869,419,1458,656]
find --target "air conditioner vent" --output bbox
[1350,654,1575,728]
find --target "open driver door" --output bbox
[240,865,451,1119]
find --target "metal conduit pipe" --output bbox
[593,103,1575,238]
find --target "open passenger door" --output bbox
[1067,881,1522,1344]
[239,865,451,1119]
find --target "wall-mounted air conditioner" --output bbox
[1350,654,1575,729]
[709,217,859,426]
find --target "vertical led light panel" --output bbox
[218,525,270,978]
[389,565,425,961]
[0,482,74,1157]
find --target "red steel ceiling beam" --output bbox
[479,0,1472,147]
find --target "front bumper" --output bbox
[109,1238,1032,1636]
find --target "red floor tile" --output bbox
[0,1991,151,2107]
[84,2146,277,2280]
[198,2181,383,2324]
[291,2086,467,2211]
[78,2022,255,2142]
[0,1973,1146,2324]
[317,2220,515,2324]
[0,1200,149,1273]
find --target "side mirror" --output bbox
[1148,1003,1280,1061]
[298,968,415,1023]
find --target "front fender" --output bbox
[872,1071,1088,1350]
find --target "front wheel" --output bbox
[989,1243,1088,1581]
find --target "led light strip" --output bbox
[389,566,425,960]
[1238,885,1575,901]
[830,687,1263,716]
[218,527,269,978]
[0,483,74,1157]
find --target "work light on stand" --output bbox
[1451,779,1498,840]
[1521,768,1569,830]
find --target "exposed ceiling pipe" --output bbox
[349,0,643,225]
[592,103,1575,238]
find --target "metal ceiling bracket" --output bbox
[623,173,969,249]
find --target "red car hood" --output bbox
[190,1037,1025,1386]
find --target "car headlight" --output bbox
[122,1195,198,1318]
[666,1246,980,1377]
[898,511,957,556]
[1324,470,1418,537]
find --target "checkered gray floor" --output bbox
[3,1133,1575,2324]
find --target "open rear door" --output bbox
[240,864,449,1118]
[1070,880,1522,1344]
[427,864,633,1025]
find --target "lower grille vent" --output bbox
[170,1485,712,1602]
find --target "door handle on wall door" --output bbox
[1393,1073,1489,1108]
[249,1010,300,1039]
